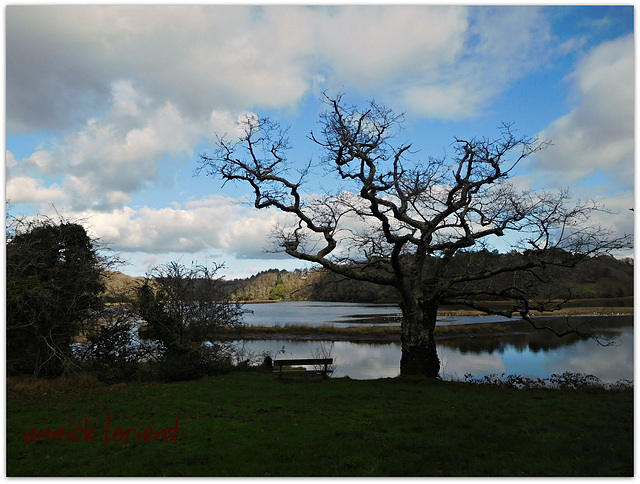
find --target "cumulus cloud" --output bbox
[6,150,18,169]
[517,33,635,249]
[399,6,553,118]
[9,5,517,215]
[312,6,468,90]
[7,5,555,132]
[110,80,148,119]
[6,176,66,203]
[532,34,634,187]
[64,190,377,262]
[73,195,293,260]
[6,80,250,212]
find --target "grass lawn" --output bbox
[6,371,633,477]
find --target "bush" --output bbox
[137,261,245,382]
[155,344,232,382]
[86,360,141,384]
[74,305,149,383]
[547,372,602,391]
[464,373,547,390]
[462,371,632,391]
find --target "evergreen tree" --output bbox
[7,219,105,377]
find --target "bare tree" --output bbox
[137,261,246,381]
[197,94,632,377]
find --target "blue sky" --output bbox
[5,5,635,279]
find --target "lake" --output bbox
[238,301,633,383]
[242,301,514,327]
[242,301,403,327]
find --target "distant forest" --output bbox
[104,252,633,306]
[221,252,634,305]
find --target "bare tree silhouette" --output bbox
[198,93,632,377]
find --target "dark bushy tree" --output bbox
[6,218,106,377]
[198,93,632,378]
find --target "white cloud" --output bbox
[313,6,468,90]
[111,79,147,118]
[207,110,257,142]
[6,150,18,169]
[506,33,636,255]
[6,6,312,131]
[399,6,553,118]
[7,74,260,213]
[401,82,489,120]
[7,6,632,272]
[580,191,634,246]
[7,5,556,132]
[6,176,66,203]
[532,34,634,186]
[71,195,291,260]
[7,81,241,212]
[22,150,57,175]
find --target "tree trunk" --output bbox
[399,298,440,378]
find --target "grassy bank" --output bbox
[7,371,633,476]
[438,306,634,316]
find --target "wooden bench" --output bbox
[273,358,333,378]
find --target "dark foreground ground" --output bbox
[7,371,633,477]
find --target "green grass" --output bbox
[7,371,633,477]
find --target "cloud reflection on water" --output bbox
[237,329,632,383]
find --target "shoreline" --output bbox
[218,312,633,343]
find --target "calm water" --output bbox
[243,301,401,327]
[237,301,633,382]
[242,301,513,327]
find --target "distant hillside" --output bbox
[104,253,634,306]
[224,268,398,303]
[101,271,146,303]
[223,253,634,305]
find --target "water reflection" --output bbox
[439,332,588,355]
[237,339,401,379]
[439,329,633,383]
[234,327,633,383]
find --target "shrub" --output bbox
[462,371,632,391]
[137,261,245,381]
[155,344,232,382]
[547,372,602,390]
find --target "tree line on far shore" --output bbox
[103,251,634,307]
[218,252,633,305]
